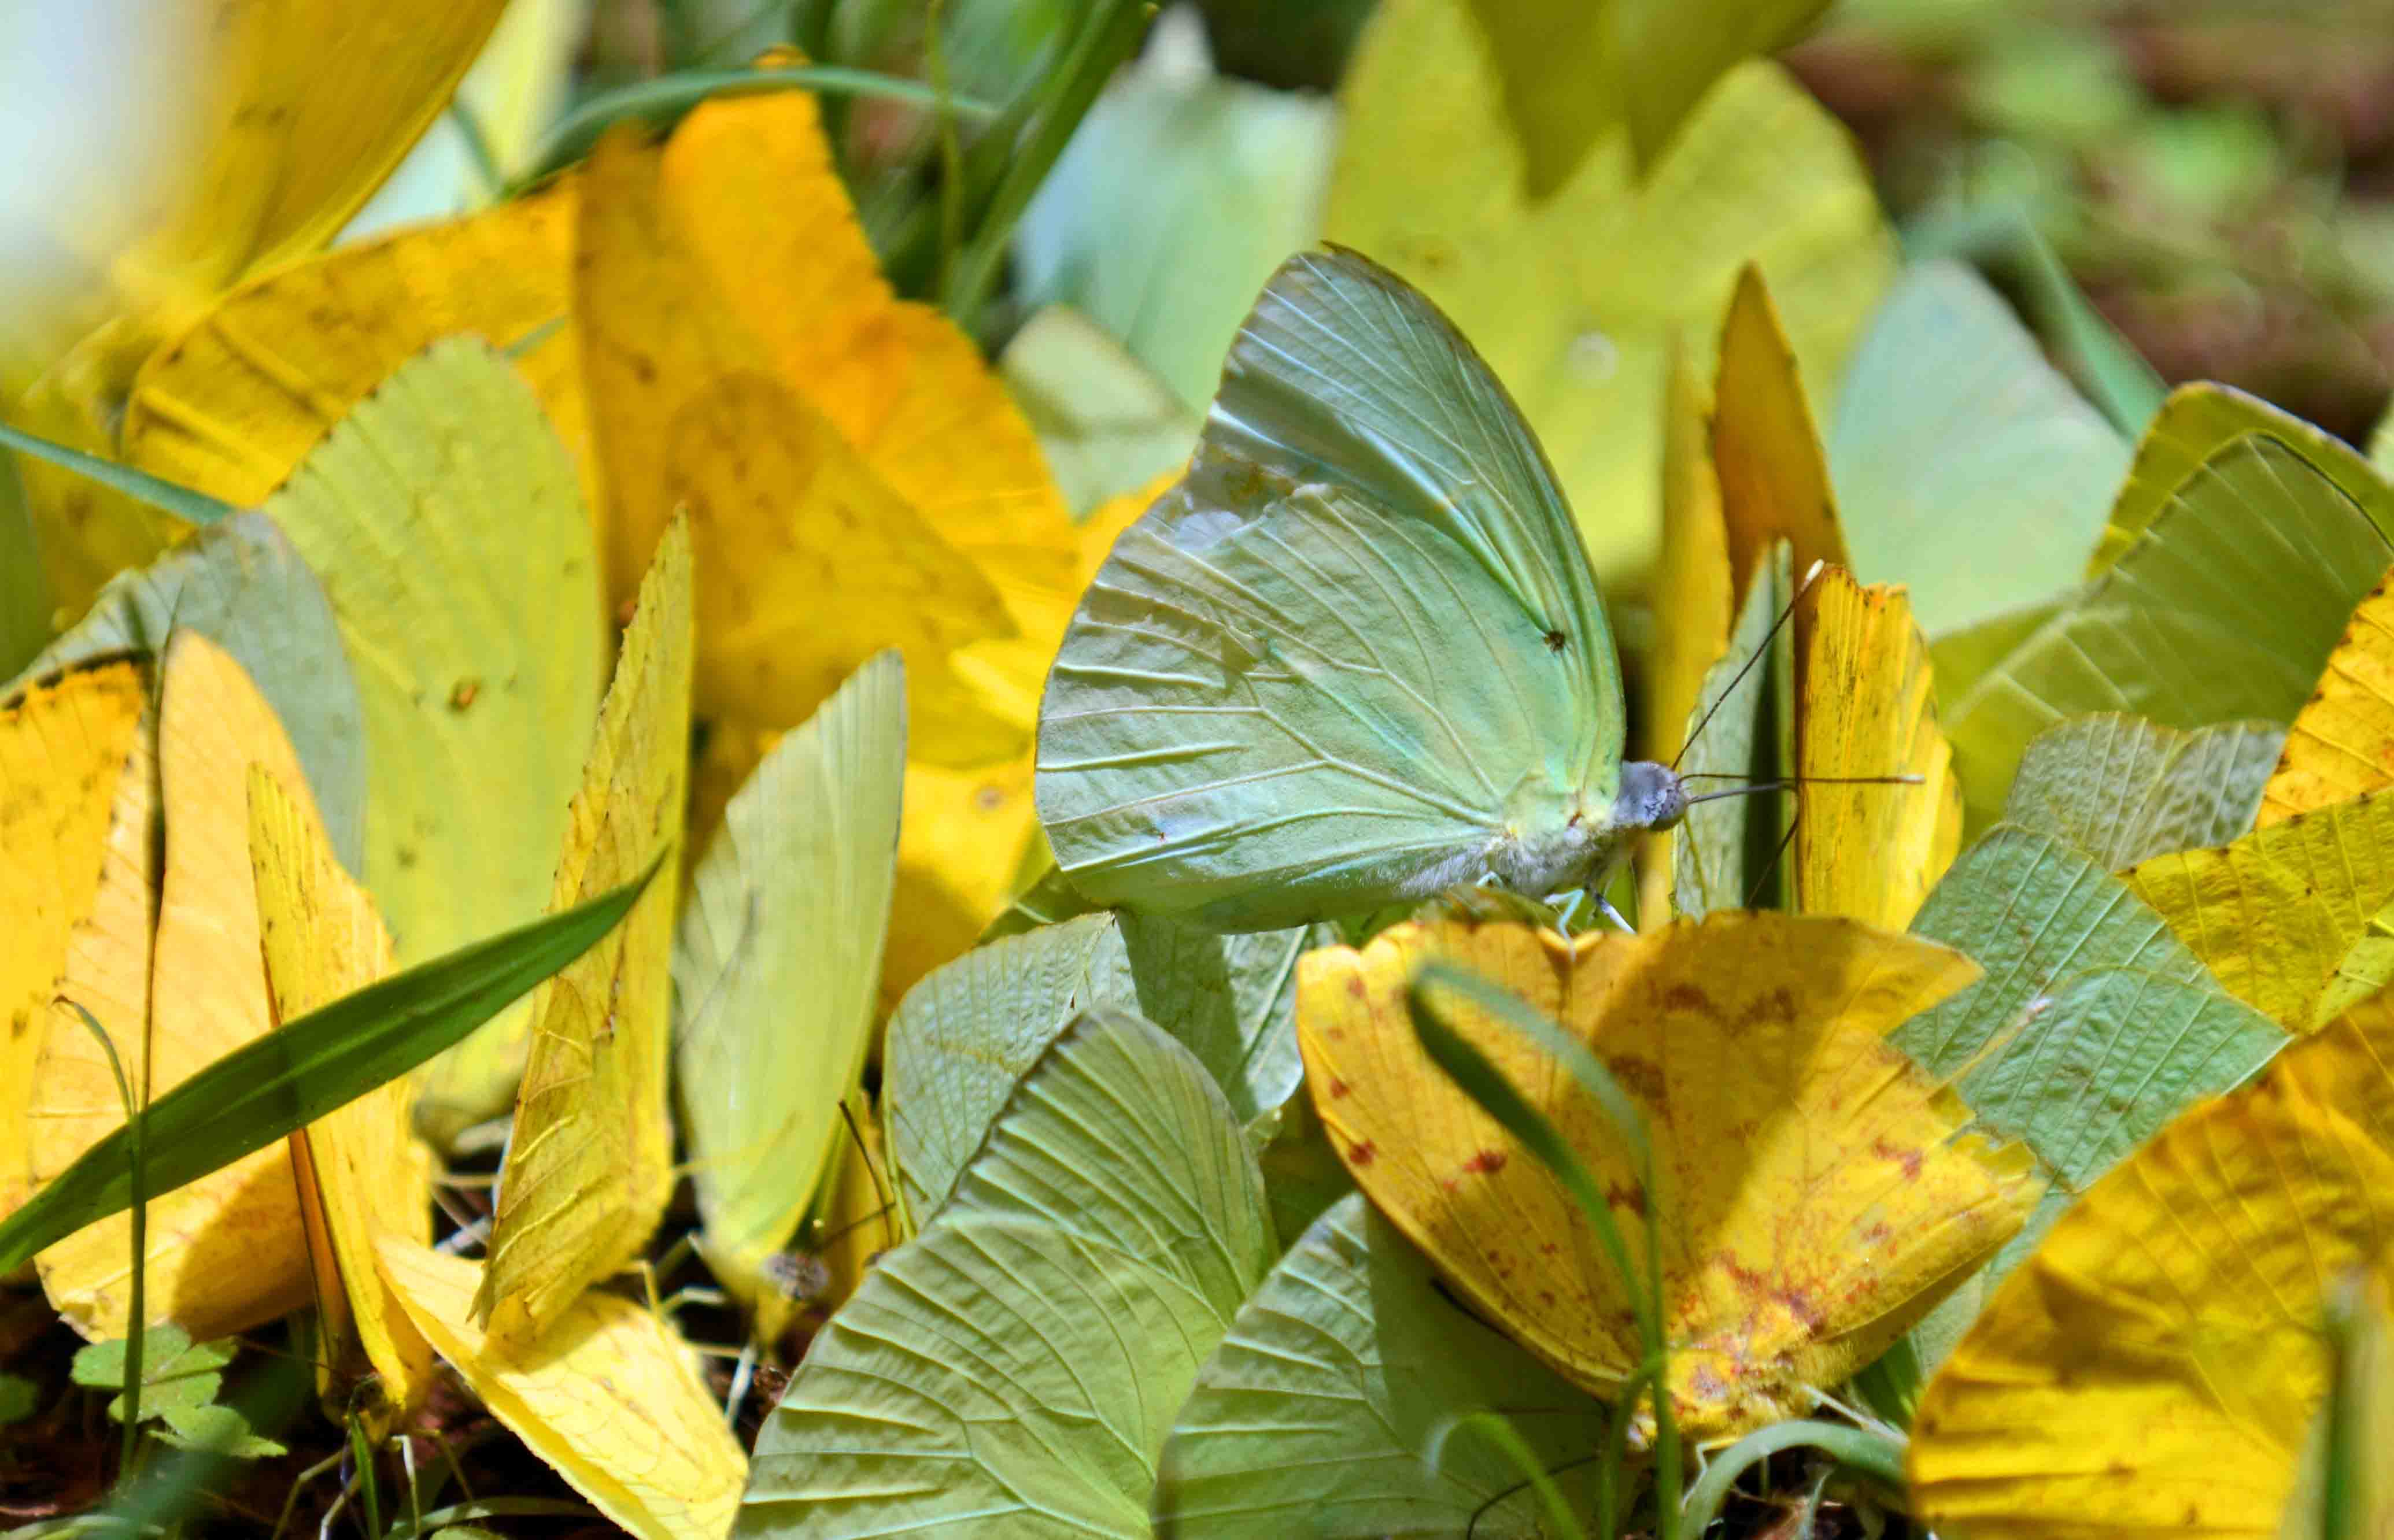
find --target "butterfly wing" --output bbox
[1037,249,1624,930]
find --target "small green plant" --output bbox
[68,1325,285,1460]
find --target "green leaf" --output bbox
[1941,435,2394,823]
[1612,0,1831,172]
[8,510,368,876]
[71,1326,228,1423]
[2091,383,2394,573]
[257,339,605,1146]
[674,653,904,1305]
[884,910,1328,1222]
[1828,260,2129,636]
[1674,549,1789,917]
[155,1402,285,1460]
[996,305,1197,517]
[1157,1192,1605,1536]
[2001,713,2284,869]
[1250,1089,1354,1249]
[0,1374,34,1427]
[1329,0,1890,583]
[0,870,649,1276]
[738,1009,1274,1537]
[0,450,45,677]
[1897,827,2286,1270]
[1463,0,1830,194]
[1013,7,1336,410]
[976,860,1105,944]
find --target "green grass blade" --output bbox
[1677,1419,1907,1532]
[0,423,235,529]
[515,66,1000,191]
[1405,962,1680,1540]
[1429,1410,1589,1540]
[0,867,654,1275]
[63,1001,145,1471]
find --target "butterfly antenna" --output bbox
[837,1097,902,1254]
[1743,814,1800,909]
[1670,558,1825,772]
[1681,771,1924,805]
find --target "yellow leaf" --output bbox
[1909,992,2394,1537]
[1795,569,1962,931]
[1638,342,1731,921]
[0,661,145,1231]
[120,186,584,520]
[1328,0,1890,584]
[2260,565,2394,824]
[575,128,1015,760]
[245,339,605,1149]
[378,1238,745,1540]
[1297,912,2034,1438]
[32,634,315,1339]
[475,518,693,1344]
[1714,263,1848,607]
[247,767,434,1417]
[2123,791,2394,1030]
[9,0,509,620]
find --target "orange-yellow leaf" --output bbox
[247,767,434,1416]
[653,80,1077,617]
[1638,343,1731,922]
[2260,564,2394,824]
[120,187,584,521]
[32,634,315,1339]
[474,517,692,1344]
[1713,262,1848,610]
[1,662,145,1230]
[575,127,1014,758]
[378,1238,745,1540]
[1795,568,1962,930]
[1298,912,2034,1438]
[1909,991,2394,1537]
[2122,790,2394,1030]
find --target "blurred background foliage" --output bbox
[534,0,2394,446]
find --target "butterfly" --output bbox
[1036,246,1686,931]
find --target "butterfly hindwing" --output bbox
[1036,249,1627,930]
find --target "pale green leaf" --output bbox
[1941,435,2393,823]
[71,1326,229,1423]
[1461,0,1613,199]
[259,337,604,1145]
[738,1009,1274,1538]
[1156,1192,1605,1537]
[996,305,1196,517]
[1674,549,1788,917]
[884,910,1325,1223]
[2090,383,2394,573]
[1828,260,2128,636]
[1613,0,1831,171]
[1329,0,1890,582]
[1013,9,1335,412]
[2000,713,2283,869]
[9,510,367,875]
[674,653,905,1304]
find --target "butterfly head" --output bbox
[1616,760,1687,834]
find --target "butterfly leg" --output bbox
[1591,890,1635,932]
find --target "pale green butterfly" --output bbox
[1036,246,1689,932]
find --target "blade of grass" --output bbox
[941,0,1149,327]
[514,65,1000,191]
[1432,1410,1590,1540]
[0,867,655,1274]
[63,1001,145,1472]
[0,423,234,528]
[1405,963,1680,1540]
[1677,1419,1907,1532]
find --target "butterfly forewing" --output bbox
[1037,248,1630,930]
